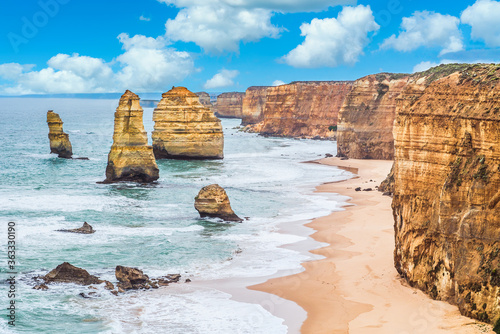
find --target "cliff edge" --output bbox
[392,63,500,325]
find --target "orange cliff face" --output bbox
[244,81,353,139]
[392,64,500,325]
[241,86,270,126]
[213,92,245,118]
[337,73,410,160]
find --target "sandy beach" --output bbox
[252,157,494,334]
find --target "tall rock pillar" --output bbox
[104,90,159,183]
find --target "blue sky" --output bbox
[0,0,499,95]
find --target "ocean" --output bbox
[0,98,351,333]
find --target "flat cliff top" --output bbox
[401,63,500,119]
[216,92,245,98]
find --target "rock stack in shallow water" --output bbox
[152,87,224,159]
[103,90,159,183]
[194,184,242,222]
[47,110,73,159]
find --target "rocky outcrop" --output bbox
[152,87,224,160]
[336,74,410,159]
[47,110,73,159]
[103,90,159,183]
[241,86,270,126]
[245,81,353,138]
[115,266,150,290]
[194,184,242,222]
[392,64,500,325]
[57,222,95,234]
[195,92,212,108]
[214,92,245,118]
[44,262,102,285]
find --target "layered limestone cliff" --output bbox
[195,92,212,108]
[104,90,159,183]
[245,81,353,138]
[214,92,245,118]
[152,87,224,159]
[392,64,500,325]
[337,73,410,159]
[241,86,270,126]
[47,110,73,159]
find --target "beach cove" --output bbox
[253,157,494,333]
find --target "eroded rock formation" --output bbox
[195,92,212,108]
[392,64,500,324]
[336,74,410,159]
[214,92,245,118]
[152,87,224,159]
[195,184,242,222]
[244,81,353,138]
[44,262,102,285]
[241,86,270,126]
[104,90,159,183]
[47,110,73,159]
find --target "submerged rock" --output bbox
[44,262,102,285]
[152,87,224,160]
[57,222,95,234]
[47,110,73,159]
[103,90,159,183]
[194,184,242,222]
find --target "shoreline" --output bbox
[251,157,493,333]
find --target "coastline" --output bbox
[251,157,494,334]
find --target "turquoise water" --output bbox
[0,98,351,333]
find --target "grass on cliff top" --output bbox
[413,63,471,84]
[414,63,500,85]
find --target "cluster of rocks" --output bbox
[33,262,185,297]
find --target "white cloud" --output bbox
[161,0,356,53]
[381,11,463,56]
[116,34,194,91]
[139,15,151,21]
[203,69,239,89]
[461,0,500,47]
[159,0,357,13]
[272,80,286,86]
[0,63,35,80]
[412,61,439,73]
[281,5,379,68]
[0,34,194,95]
[166,5,280,53]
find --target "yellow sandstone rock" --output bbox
[152,87,224,160]
[47,110,73,159]
[103,90,159,183]
[194,184,242,222]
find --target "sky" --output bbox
[0,0,499,95]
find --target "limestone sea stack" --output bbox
[103,90,159,183]
[195,92,212,108]
[194,184,242,222]
[214,92,245,118]
[152,87,224,160]
[47,110,73,159]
